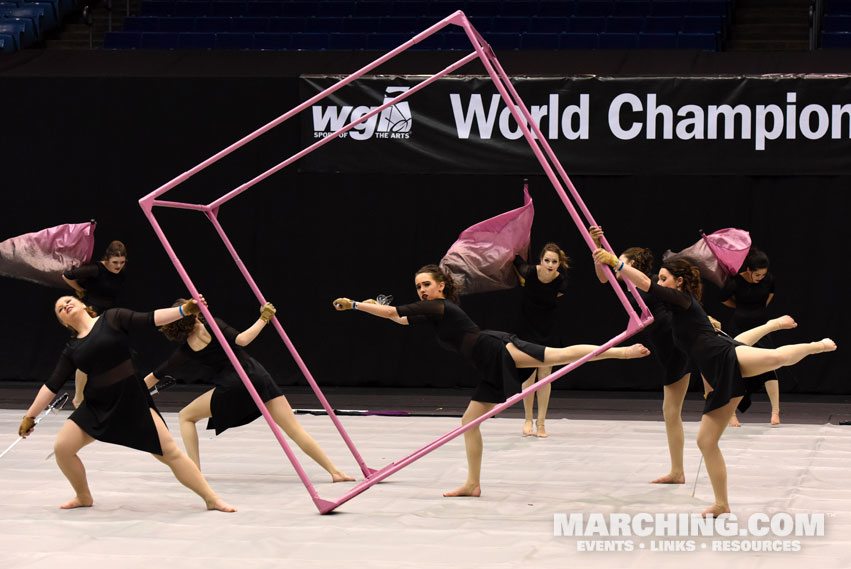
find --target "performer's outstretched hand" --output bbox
[259,302,276,322]
[19,416,35,437]
[593,248,619,268]
[333,298,353,311]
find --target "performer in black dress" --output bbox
[18,295,235,512]
[594,249,835,516]
[144,300,353,482]
[513,243,569,438]
[333,264,650,498]
[590,226,692,485]
[720,248,780,426]
[62,240,128,314]
[62,240,129,408]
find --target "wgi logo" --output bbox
[311,86,412,141]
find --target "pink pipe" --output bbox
[150,200,211,212]
[322,322,643,513]
[139,201,332,512]
[209,49,481,210]
[203,210,376,478]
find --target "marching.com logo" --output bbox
[311,86,412,140]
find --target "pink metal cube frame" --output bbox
[139,11,653,514]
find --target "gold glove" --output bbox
[260,302,276,322]
[708,316,722,331]
[19,415,35,437]
[589,225,604,247]
[594,248,620,268]
[333,298,353,310]
[75,289,86,299]
[182,299,201,315]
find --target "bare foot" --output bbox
[817,338,837,353]
[701,504,731,518]
[60,495,93,509]
[728,415,741,427]
[443,484,481,497]
[650,473,685,484]
[536,423,548,438]
[626,344,651,359]
[522,420,534,436]
[206,497,237,512]
[771,412,780,426]
[771,315,797,331]
[332,471,355,482]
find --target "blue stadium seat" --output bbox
[488,31,521,49]
[281,1,318,17]
[650,0,689,17]
[157,16,195,32]
[103,31,141,49]
[207,2,245,18]
[502,1,542,17]
[214,32,252,49]
[0,22,22,49]
[304,17,345,33]
[140,1,173,17]
[575,0,614,17]
[365,31,409,50]
[441,30,472,49]
[245,2,281,18]
[681,15,722,34]
[560,31,599,48]
[427,0,465,18]
[677,31,717,49]
[318,1,357,17]
[378,16,420,33]
[606,16,644,33]
[343,17,377,33]
[253,32,290,49]
[611,1,651,17]
[637,31,677,48]
[826,0,851,14]
[411,29,442,49]
[462,1,500,17]
[0,31,15,52]
[29,0,61,26]
[688,0,729,17]
[598,31,638,48]
[178,31,215,48]
[269,17,305,33]
[195,17,231,33]
[231,16,269,33]
[390,1,428,17]
[643,16,681,32]
[173,1,208,17]
[2,6,45,38]
[822,15,851,31]
[123,16,160,32]
[290,32,329,49]
[355,1,389,18]
[528,16,569,33]
[0,16,35,46]
[328,31,366,49]
[821,30,851,47]
[490,16,530,33]
[139,31,181,49]
[570,15,606,33]
[521,32,561,49]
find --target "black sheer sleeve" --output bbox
[513,255,533,280]
[153,346,192,379]
[648,282,693,309]
[396,300,445,324]
[45,349,76,393]
[557,273,568,294]
[105,308,155,334]
[63,263,99,281]
[719,278,736,302]
[212,318,241,345]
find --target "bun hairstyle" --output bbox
[661,258,703,302]
[415,264,459,303]
[102,240,128,261]
[159,298,202,342]
[539,242,571,271]
[743,247,769,272]
[621,247,654,277]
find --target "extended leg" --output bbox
[652,374,690,484]
[696,396,742,517]
[736,339,836,378]
[266,395,354,482]
[443,400,496,497]
[178,389,214,470]
[53,419,96,509]
[506,343,648,368]
[521,370,536,436]
[150,409,235,512]
[733,315,796,346]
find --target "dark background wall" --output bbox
[1,50,848,394]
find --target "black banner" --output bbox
[299,75,851,175]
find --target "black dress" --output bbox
[45,309,163,454]
[63,262,126,314]
[720,273,778,387]
[513,255,568,345]
[396,299,547,404]
[646,283,748,414]
[154,318,283,435]
[635,284,691,386]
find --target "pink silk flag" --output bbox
[663,228,751,288]
[440,185,534,295]
[0,221,97,288]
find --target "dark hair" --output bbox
[743,248,769,272]
[415,264,459,303]
[661,259,703,302]
[102,240,127,261]
[539,242,570,271]
[159,298,200,342]
[621,247,654,276]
